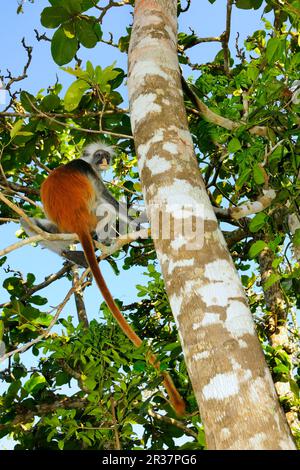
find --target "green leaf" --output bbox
[236,0,253,8]
[63,21,76,39]
[61,65,89,80]
[253,164,266,185]
[95,63,120,91]
[75,18,99,48]
[29,295,48,306]
[249,240,267,258]
[64,79,90,111]
[293,228,300,247]
[60,0,82,14]
[249,212,267,232]
[23,374,47,394]
[20,91,36,111]
[235,168,251,190]
[81,0,98,11]
[266,38,284,63]
[51,26,78,66]
[0,320,4,342]
[247,65,259,81]
[133,360,146,372]
[236,0,263,8]
[40,94,61,112]
[56,371,70,386]
[26,273,36,286]
[264,273,281,290]
[10,120,23,139]
[58,440,65,450]
[273,363,289,374]
[40,6,69,28]
[84,377,97,390]
[228,137,242,153]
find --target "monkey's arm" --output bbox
[20,217,88,268]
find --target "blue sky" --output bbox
[0,0,268,449]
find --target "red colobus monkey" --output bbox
[25,143,185,416]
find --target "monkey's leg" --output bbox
[95,203,117,244]
[20,217,88,267]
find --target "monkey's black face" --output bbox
[94,150,111,171]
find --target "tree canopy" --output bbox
[0,0,299,450]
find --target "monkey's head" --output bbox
[81,142,114,172]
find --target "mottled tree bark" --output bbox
[259,242,300,434]
[128,0,296,449]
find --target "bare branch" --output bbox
[34,29,51,42]
[72,264,89,328]
[221,0,233,75]
[5,38,32,89]
[214,189,276,221]
[178,35,221,53]
[0,177,39,196]
[97,0,128,24]
[178,0,191,14]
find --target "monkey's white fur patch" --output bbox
[82,142,115,157]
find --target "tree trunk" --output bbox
[128,0,296,450]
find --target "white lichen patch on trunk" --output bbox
[131,93,161,132]
[156,179,206,212]
[137,129,165,168]
[192,351,210,361]
[198,282,242,308]
[168,292,183,326]
[162,142,178,154]
[249,433,268,450]
[170,234,188,250]
[202,372,240,400]
[146,155,172,175]
[225,301,255,337]
[167,258,194,275]
[129,61,171,87]
[201,313,222,327]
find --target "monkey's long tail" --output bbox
[78,230,186,416]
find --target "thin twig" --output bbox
[222,0,233,75]
[26,96,132,140]
[110,397,121,450]
[148,409,198,439]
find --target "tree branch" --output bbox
[0,397,89,431]
[72,264,89,328]
[182,76,271,137]
[5,38,32,89]
[148,409,198,439]
[58,359,90,393]
[110,397,121,450]
[221,0,233,75]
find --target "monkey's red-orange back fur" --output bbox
[41,165,97,235]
